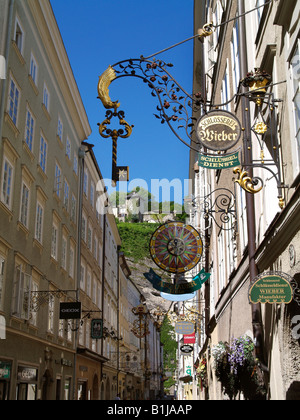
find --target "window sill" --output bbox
[0,201,13,221]
[4,112,20,138]
[28,74,39,96]
[33,238,43,254]
[12,40,25,66]
[42,103,51,121]
[17,221,29,238]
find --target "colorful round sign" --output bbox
[150,222,203,274]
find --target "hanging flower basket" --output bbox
[196,357,208,391]
[212,336,267,400]
[242,68,272,95]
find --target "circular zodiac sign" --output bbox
[150,222,203,274]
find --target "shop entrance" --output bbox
[17,383,37,400]
[16,365,38,400]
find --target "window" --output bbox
[43,83,50,111]
[93,236,98,260]
[51,222,59,260]
[69,245,75,279]
[14,18,24,54]
[25,108,35,151]
[218,232,226,293]
[71,194,76,223]
[35,202,43,243]
[48,294,54,333]
[30,53,38,85]
[256,0,265,27]
[57,117,63,141]
[11,265,32,320]
[239,187,248,251]
[73,154,78,175]
[90,182,95,208]
[87,270,91,297]
[20,182,30,227]
[80,264,86,291]
[221,62,231,111]
[1,158,13,208]
[39,134,47,173]
[63,179,70,210]
[231,20,241,93]
[30,280,38,326]
[87,224,92,251]
[83,169,88,196]
[291,41,300,169]
[61,236,67,270]
[81,214,87,242]
[0,257,5,310]
[8,76,20,125]
[54,162,62,197]
[66,137,71,160]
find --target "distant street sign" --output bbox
[180,345,194,354]
[175,321,195,335]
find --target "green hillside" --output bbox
[117,222,160,262]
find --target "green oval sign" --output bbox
[249,272,293,305]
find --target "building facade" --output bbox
[0,0,91,400]
[189,0,300,400]
[0,0,163,401]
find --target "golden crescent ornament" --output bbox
[97,66,120,110]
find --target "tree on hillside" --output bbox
[161,316,177,393]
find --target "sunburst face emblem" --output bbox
[150,222,203,274]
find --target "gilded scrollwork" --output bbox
[233,167,263,194]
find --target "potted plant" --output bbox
[212,336,267,400]
[196,357,208,391]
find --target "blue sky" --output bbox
[50,0,194,202]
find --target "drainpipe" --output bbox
[238,0,268,374]
[0,0,15,141]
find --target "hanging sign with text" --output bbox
[184,333,196,345]
[198,151,240,170]
[249,272,293,305]
[144,268,210,295]
[175,321,195,335]
[196,110,242,152]
[59,302,82,319]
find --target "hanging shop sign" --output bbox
[144,268,210,295]
[91,319,103,339]
[149,222,203,274]
[175,321,195,335]
[17,366,38,382]
[198,150,241,169]
[249,272,294,305]
[59,302,82,320]
[184,333,196,345]
[196,110,242,152]
[0,361,11,379]
[180,345,194,354]
[160,292,197,302]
